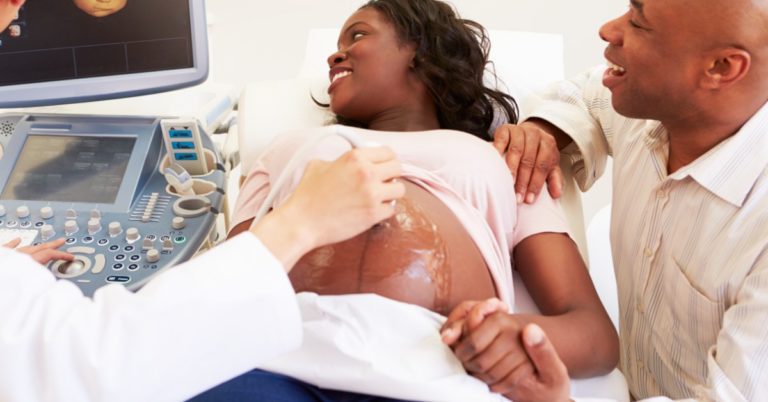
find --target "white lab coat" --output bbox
[0,233,302,402]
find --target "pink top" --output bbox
[232,126,570,307]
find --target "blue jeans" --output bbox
[189,369,416,402]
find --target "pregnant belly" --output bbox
[290,180,497,316]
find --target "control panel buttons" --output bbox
[125,227,140,243]
[65,237,76,245]
[97,238,109,246]
[90,209,102,220]
[64,220,78,236]
[87,218,101,235]
[127,264,139,271]
[66,209,78,219]
[106,276,131,283]
[108,221,123,237]
[39,206,54,220]
[142,237,155,250]
[112,263,124,270]
[129,255,141,262]
[162,238,174,251]
[16,206,30,219]
[146,248,160,263]
[124,245,135,252]
[82,236,94,244]
[171,216,186,230]
[20,221,31,229]
[40,224,55,241]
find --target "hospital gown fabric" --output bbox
[232,126,571,308]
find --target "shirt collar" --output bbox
[659,101,768,207]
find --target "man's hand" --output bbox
[3,238,74,265]
[442,300,536,395]
[493,121,563,204]
[503,324,571,402]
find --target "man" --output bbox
[1,2,405,399]
[455,0,768,400]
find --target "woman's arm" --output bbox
[444,232,618,393]
[512,232,618,376]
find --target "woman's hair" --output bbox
[330,0,518,141]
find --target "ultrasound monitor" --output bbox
[0,0,208,107]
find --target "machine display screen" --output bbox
[0,0,193,86]
[0,135,136,204]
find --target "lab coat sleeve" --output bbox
[0,232,302,402]
[522,66,614,192]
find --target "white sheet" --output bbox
[260,293,627,402]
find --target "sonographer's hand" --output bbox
[493,121,564,204]
[3,238,74,265]
[250,146,404,270]
[289,146,404,246]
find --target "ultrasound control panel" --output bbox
[0,113,225,297]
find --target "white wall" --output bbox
[205,0,625,223]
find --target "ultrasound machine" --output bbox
[0,0,227,297]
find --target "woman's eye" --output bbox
[352,32,365,40]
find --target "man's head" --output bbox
[0,0,24,32]
[599,0,768,123]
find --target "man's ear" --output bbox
[701,48,751,90]
[10,0,26,7]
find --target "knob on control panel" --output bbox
[171,216,186,230]
[108,222,123,237]
[146,248,160,263]
[87,218,101,235]
[125,227,140,243]
[40,206,54,220]
[16,205,30,219]
[64,220,79,236]
[66,209,77,219]
[40,224,55,241]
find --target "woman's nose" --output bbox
[327,50,347,67]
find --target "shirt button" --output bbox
[644,248,653,257]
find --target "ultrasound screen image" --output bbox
[1,135,137,204]
[0,0,193,86]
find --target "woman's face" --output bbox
[328,7,421,123]
[73,0,126,17]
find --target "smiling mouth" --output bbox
[607,61,626,76]
[331,70,352,84]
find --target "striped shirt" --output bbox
[527,66,768,401]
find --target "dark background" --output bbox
[0,0,194,86]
